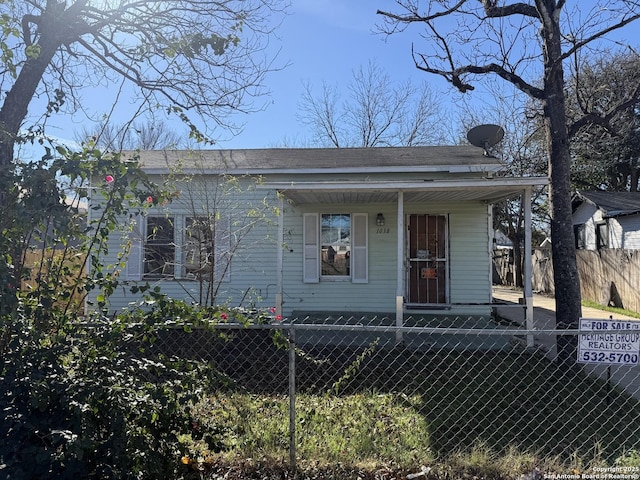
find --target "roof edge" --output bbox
[140,164,506,176]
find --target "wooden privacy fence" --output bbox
[575,249,640,313]
[494,248,640,312]
[496,248,640,313]
[20,249,87,311]
[531,248,555,295]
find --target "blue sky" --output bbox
[219,0,504,149]
[19,0,637,156]
[224,0,639,150]
[220,0,457,149]
[21,0,463,156]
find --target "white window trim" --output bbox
[125,213,230,283]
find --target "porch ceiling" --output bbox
[263,177,548,205]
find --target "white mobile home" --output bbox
[95,147,546,324]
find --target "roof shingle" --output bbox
[575,191,640,217]
[127,146,503,173]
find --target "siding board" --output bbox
[94,177,494,317]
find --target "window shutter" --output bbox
[125,214,143,281]
[351,213,368,283]
[303,213,319,283]
[214,214,231,282]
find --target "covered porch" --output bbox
[265,176,548,344]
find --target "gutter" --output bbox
[139,164,505,176]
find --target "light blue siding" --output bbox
[94,179,493,318]
[281,201,491,317]
[90,176,280,313]
[282,203,398,315]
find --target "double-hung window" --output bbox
[182,215,230,282]
[574,224,586,250]
[144,216,175,278]
[184,216,214,276]
[303,212,368,283]
[596,221,609,250]
[321,214,351,277]
[125,213,230,281]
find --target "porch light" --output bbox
[376,213,385,226]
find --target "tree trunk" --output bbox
[0,33,61,167]
[540,5,582,367]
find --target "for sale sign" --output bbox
[578,318,640,365]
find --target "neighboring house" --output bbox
[27,197,88,250]
[493,229,514,249]
[93,147,546,323]
[572,191,640,250]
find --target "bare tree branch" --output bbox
[480,0,539,19]
[413,46,545,98]
[562,12,640,61]
[377,0,640,366]
[377,0,467,24]
[0,0,287,167]
[297,61,442,147]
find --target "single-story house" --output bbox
[572,191,640,250]
[92,146,547,328]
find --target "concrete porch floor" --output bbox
[287,288,639,354]
[288,305,520,352]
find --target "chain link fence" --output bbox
[131,315,640,470]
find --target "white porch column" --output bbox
[276,194,284,318]
[396,191,404,344]
[523,187,534,347]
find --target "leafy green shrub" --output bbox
[0,146,249,478]
[0,307,223,479]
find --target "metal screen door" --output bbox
[407,214,448,305]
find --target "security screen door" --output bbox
[407,214,448,305]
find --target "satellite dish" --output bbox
[466,124,505,156]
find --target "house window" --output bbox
[129,213,229,282]
[574,224,586,250]
[184,216,214,276]
[303,212,367,283]
[596,222,609,250]
[144,216,175,278]
[321,214,351,277]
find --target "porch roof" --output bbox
[261,176,548,204]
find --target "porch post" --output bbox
[523,187,534,347]
[396,191,404,344]
[276,194,284,318]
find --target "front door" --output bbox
[407,214,448,305]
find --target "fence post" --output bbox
[395,191,404,345]
[288,324,296,470]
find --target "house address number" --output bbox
[376,227,390,234]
